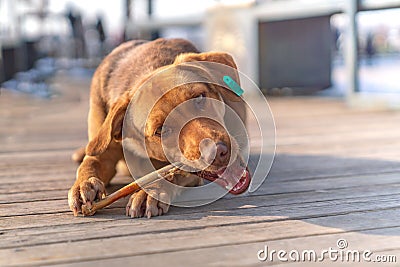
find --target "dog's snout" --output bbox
[179,118,232,168]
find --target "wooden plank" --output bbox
[47,239,400,267]
[0,150,73,162]
[1,154,399,195]
[0,181,70,195]
[1,169,398,205]
[1,211,399,266]
[2,181,399,231]
[3,151,400,185]
[276,128,400,145]
[248,172,400,196]
[0,192,64,204]
[0,167,75,182]
[1,191,399,248]
[2,170,400,216]
[267,155,400,182]
[0,142,84,154]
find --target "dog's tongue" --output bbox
[215,165,251,195]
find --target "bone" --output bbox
[81,163,184,216]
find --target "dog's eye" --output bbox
[154,126,171,137]
[154,127,163,137]
[194,93,206,109]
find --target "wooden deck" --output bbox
[1,74,400,266]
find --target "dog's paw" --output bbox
[68,177,106,216]
[126,188,171,218]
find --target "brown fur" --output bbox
[68,38,245,217]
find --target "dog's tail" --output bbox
[71,146,86,163]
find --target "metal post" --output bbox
[125,0,131,20]
[147,0,159,40]
[123,0,132,41]
[345,0,359,96]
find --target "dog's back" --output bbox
[92,38,199,110]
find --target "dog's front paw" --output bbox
[126,188,171,218]
[68,177,106,216]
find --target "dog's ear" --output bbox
[174,52,242,102]
[174,52,238,70]
[86,96,129,156]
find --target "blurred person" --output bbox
[96,15,107,56]
[365,32,376,64]
[66,6,87,59]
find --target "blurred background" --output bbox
[0,0,399,104]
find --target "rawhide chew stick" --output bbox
[81,163,184,216]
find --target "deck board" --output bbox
[1,74,399,266]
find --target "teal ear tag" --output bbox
[223,75,244,96]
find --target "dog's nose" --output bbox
[199,139,229,166]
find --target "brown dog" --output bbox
[68,38,251,217]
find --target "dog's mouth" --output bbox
[195,159,251,195]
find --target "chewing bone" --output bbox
[81,163,185,216]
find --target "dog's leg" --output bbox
[126,174,202,218]
[68,141,123,216]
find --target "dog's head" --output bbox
[86,52,251,194]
